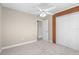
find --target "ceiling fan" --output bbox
[36,6,56,17]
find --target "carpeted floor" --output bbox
[1,40,79,55]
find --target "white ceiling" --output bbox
[1,3,79,16]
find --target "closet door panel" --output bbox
[56,12,79,50]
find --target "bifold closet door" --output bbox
[56,12,79,50]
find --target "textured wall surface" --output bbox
[2,7,37,47]
[0,5,2,50]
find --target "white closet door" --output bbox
[42,20,48,41]
[56,12,79,50]
[37,21,42,38]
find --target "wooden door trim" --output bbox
[52,6,79,44]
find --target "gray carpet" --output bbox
[1,40,79,55]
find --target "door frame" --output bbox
[52,6,79,44]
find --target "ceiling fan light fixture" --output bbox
[40,12,46,17]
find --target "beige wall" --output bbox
[2,7,37,47]
[0,5,2,50]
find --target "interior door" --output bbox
[37,21,42,39]
[42,20,48,41]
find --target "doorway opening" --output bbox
[37,19,49,41]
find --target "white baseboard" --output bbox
[2,40,37,50]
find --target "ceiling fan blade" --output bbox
[45,7,56,12]
[36,7,43,12]
[45,12,53,15]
